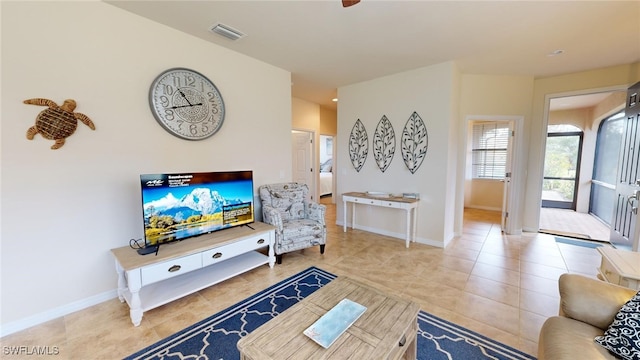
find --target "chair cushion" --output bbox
[282,219,324,239]
[594,291,640,360]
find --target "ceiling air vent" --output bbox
[209,23,246,41]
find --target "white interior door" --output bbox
[292,130,315,200]
[501,121,515,232]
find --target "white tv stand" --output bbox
[111,222,275,326]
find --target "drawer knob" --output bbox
[257,239,265,244]
[212,252,223,259]
[399,335,406,347]
[168,265,181,273]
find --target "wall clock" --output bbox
[149,67,225,140]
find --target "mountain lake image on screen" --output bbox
[139,171,255,247]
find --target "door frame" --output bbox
[463,115,523,235]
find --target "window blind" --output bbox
[472,122,509,179]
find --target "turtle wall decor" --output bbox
[23,98,95,150]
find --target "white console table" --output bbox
[342,192,419,248]
[111,222,275,326]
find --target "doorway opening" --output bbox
[538,90,626,241]
[319,134,334,203]
[464,116,519,235]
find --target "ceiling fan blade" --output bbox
[342,0,360,7]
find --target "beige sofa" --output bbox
[538,273,637,360]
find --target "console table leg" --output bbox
[405,209,410,248]
[412,207,418,243]
[343,200,347,232]
[352,202,356,230]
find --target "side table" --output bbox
[597,247,640,290]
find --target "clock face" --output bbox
[149,68,225,140]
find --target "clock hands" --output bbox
[172,88,204,109]
[177,88,193,106]
[170,103,203,109]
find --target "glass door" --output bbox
[591,112,625,225]
[541,125,583,210]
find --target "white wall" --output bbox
[336,62,459,247]
[1,2,292,334]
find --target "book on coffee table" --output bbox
[303,298,367,348]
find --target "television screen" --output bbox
[140,171,254,246]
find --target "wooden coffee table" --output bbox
[237,276,420,360]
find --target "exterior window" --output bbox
[471,122,509,179]
[542,124,583,210]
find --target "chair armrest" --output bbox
[261,205,283,232]
[558,273,637,330]
[305,201,326,224]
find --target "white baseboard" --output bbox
[1,290,118,338]
[335,220,444,248]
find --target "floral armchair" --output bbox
[258,183,326,264]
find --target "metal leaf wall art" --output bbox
[373,115,395,172]
[348,119,368,172]
[401,111,428,174]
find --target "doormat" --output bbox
[555,236,607,249]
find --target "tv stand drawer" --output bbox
[141,253,201,286]
[202,234,268,267]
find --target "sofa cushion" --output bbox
[594,291,640,360]
[539,316,617,360]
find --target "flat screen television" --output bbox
[139,170,255,250]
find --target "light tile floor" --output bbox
[0,204,605,359]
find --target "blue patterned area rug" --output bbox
[418,312,535,359]
[125,266,536,360]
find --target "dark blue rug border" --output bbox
[419,312,536,360]
[126,266,336,359]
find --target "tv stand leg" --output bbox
[128,274,143,326]
[129,291,143,326]
[268,242,275,268]
[114,260,125,303]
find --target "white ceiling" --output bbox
[549,92,621,112]
[106,1,640,110]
